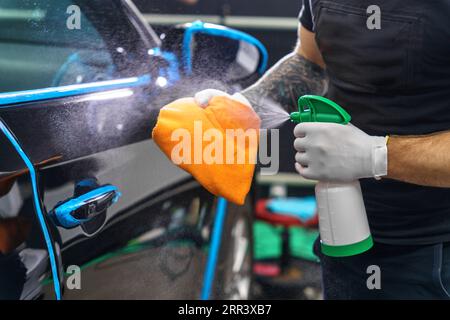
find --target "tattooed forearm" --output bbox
[242,52,327,114]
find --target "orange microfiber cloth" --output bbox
[152,96,260,205]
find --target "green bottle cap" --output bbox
[320,236,374,257]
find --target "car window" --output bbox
[0,0,115,93]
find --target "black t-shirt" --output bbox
[297,0,450,245]
[299,0,314,32]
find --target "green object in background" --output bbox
[253,221,319,262]
[290,95,351,124]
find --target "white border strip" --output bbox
[256,172,316,186]
[0,9,46,20]
[143,14,298,31]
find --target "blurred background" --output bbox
[134,0,300,66]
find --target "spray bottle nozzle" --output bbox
[290,95,351,124]
[290,112,301,123]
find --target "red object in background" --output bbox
[253,263,281,277]
[255,199,318,228]
[253,198,318,278]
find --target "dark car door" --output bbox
[0,0,224,299]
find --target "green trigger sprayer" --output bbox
[291,95,373,257]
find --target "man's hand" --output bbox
[293,123,388,182]
[194,89,252,109]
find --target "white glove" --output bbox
[293,122,388,182]
[194,89,252,108]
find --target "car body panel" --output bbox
[0,0,263,300]
[0,0,215,300]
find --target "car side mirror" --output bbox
[161,21,268,86]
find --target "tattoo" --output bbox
[242,53,327,116]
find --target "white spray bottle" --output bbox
[290,95,373,257]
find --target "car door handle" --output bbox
[50,185,121,229]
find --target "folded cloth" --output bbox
[152,96,260,205]
[266,196,317,223]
